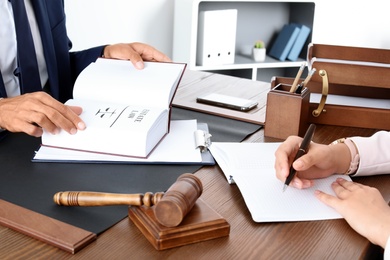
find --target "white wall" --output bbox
[312,0,390,49]
[65,0,390,60]
[65,0,174,56]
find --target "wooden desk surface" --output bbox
[173,70,269,125]
[0,72,387,259]
[0,126,385,259]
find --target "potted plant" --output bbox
[253,40,266,62]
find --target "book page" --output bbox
[209,142,351,222]
[73,59,185,108]
[42,99,168,157]
[66,99,165,130]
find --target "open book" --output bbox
[34,120,215,165]
[41,58,186,158]
[209,142,351,222]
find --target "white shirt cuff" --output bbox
[384,235,390,260]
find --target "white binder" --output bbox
[197,9,237,66]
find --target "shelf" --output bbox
[192,54,306,71]
[173,0,315,81]
[192,54,306,80]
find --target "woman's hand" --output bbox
[274,136,351,189]
[316,178,390,248]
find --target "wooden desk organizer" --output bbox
[264,83,310,139]
[268,44,390,133]
[128,198,230,250]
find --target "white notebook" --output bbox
[209,142,351,222]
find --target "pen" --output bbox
[294,68,316,94]
[295,84,303,94]
[301,68,316,87]
[283,124,316,192]
[289,63,305,93]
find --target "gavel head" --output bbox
[154,173,203,227]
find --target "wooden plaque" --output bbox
[0,199,96,254]
[128,198,230,250]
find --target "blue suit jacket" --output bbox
[0,0,105,102]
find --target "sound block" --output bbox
[128,198,230,250]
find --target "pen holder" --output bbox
[264,83,310,140]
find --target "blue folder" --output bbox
[269,24,301,61]
[287,24,311,61]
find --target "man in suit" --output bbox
[0,0,170,137]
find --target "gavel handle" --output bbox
[53,191,164,207]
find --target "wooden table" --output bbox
[0,71,387,259]
[173,70,269,125]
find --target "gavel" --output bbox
[53,173,202,227]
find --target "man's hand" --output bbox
[0,92,85,137]
[102,42,172,69]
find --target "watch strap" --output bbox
[330,138,360,175]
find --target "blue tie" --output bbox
[11,0,42,94]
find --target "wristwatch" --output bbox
[330,138,360,175]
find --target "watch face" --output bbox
[330,138,345,145]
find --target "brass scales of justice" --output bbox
[53,173,230,250]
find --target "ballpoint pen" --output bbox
[294,84,303,94]
[283,124,316,192]
[294,68,316,94]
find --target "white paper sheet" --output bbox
[209,142,351,222]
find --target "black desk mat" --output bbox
[0,108,261,234]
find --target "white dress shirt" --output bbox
[351,131,390,176]
[0,0,47,97]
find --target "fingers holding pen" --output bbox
[275,135,341,189]
[274,136,314,189]
[274,136,302,180]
